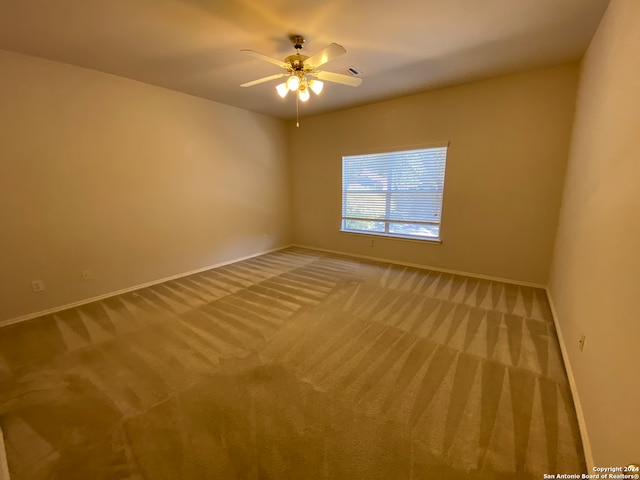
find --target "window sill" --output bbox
[340,230,442,245]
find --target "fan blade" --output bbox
[304,43,347,69]
[241,49,289,69]
[314,70,362,87]
[240,73,288,88]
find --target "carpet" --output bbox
[0,247,585,479]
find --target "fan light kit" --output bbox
[241,35,362,126]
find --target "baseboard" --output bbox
[546,288,593,471]
[0,427,9,480]
[292,244,546,288]
[1,244,293,328]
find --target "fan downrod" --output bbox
[285,35,308,71]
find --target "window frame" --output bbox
[340,144,449,244]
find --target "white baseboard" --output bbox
[546,288,593,470]
[0,427,9,480]
[293,244,546,288]
[1,245,293,328]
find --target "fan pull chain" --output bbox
[296,90,300,128]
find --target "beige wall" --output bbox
[289,64,578,284]
[0,50,291,323]
[548,0,640,467]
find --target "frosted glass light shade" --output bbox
[286,75,300,91]
[298,87,310,102]
[275,83,288,98]
[309,79,324,95]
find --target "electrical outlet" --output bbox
[82,270,93,280]
[263,234,268,241]
[579,334,586,352]
[31,280,45,293]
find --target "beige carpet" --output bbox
[0,247,584,479]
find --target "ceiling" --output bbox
[0,0,609,120]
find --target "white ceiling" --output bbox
[0,0,609,120]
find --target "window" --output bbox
[341,146,448,241]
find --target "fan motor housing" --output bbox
[285,54,309,71]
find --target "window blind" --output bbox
[341,146,448,240]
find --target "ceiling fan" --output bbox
[241,35,362,123]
